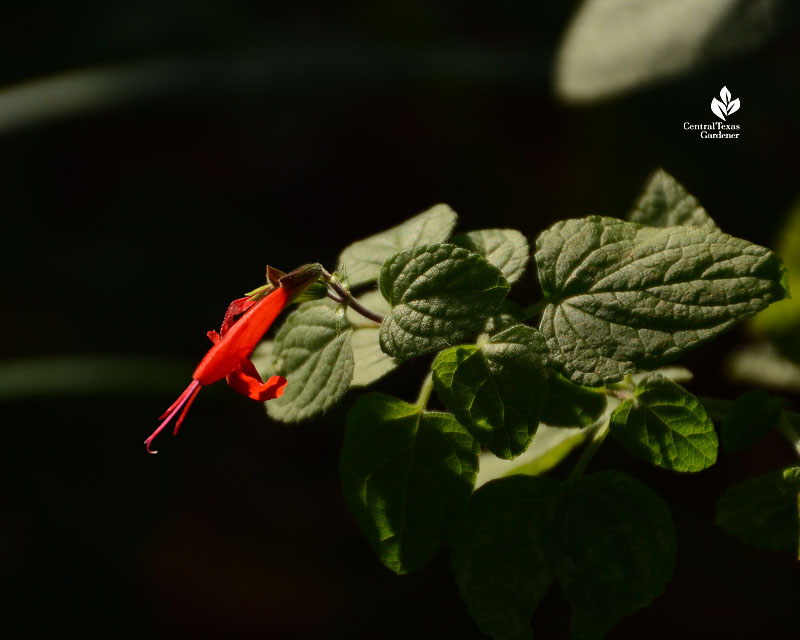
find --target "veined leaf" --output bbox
[451,472,675,640]
[379,244,509,359]
[716,467,800,558]
[266,300,353,422]
[559,472,677,639]
[610,374,717,472]
[432,325,549,459]
[721,390,786,453]
[452,228,530,284]
[337,204,457,287]
[340,393,479,574]
[540,372,607,428]
[535,216,788,386]
[629,169,718,230]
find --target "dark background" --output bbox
[2,2,799,638]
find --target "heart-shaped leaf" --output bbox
[535,216,788,386]
[340,393,479,574]
[379,244,509,359]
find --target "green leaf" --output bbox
[432,325,549,459]
[716,467,800,558]
[476,425,591,486]
[540,372,607,428]
[629,169,718,230]
[346,291,398,387]
[266,300,354,422]
[554,0,789,102]
[451,472,676,640]
[379,244,510,359]
[559,471,677,640]
[610,373,718,472]
[751,198,800,364]
[452,228,529,284]
[721,390,786,453]
[535,216,788,386]
[337,204,457,287]
[340,393,479,574]
[451,475,566,640]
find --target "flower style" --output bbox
[145,265,324,453]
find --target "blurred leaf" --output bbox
[432,325,549,459]
[340,393,479,574]
[379,244,509,359]
[726,343,800,392]
[0,48,552,134]
[610,374,718,472]
[751,199,800,363]
[451,471,676,640]
[267,300,353,422]
[721,390,786,453]
[555,0,788,102]
[451,228,529,284]
[0,355,188,398]
[535,216,788,386]
[716,467,800,557]
[337,205,457,287]
[628,169,718,230]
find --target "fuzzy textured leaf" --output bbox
[629,169,718,230]
[451,472,676,640]
[337,204,457,286]
[536,216,788,386]
[716,467,800,557]
[610,373,717,472]
[432,325,549,459]
[340,393,479,574]
[721,390,786,453]
[266,300,354,422]
[379,244,509,359]
[452,228,530,284]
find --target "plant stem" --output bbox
[522,298,550,321]
[416,372,435,410]
[321,268,385,323]
[568,420,610,482]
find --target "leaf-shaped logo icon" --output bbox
[726,98,740,116]
[720,86,732,104]
[711,97,727,121]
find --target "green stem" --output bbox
[522,298,550,321]
[416,372,435,410]
[568,419,610,482]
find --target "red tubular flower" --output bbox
[144,285,291,454]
